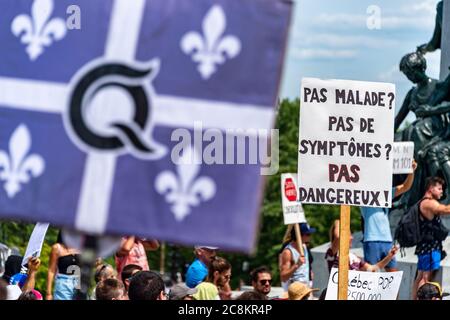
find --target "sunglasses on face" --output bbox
[259,279,272,285]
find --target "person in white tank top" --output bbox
[279,223,316,291]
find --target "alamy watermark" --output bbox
[66,5,81,30]
[366,5,381,30]
[67,265,81,289]
[170,122,279,176]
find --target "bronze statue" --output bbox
[394,69,450,206]
[392,52,439,206]
[395,73,450,208]
[390,0,450,236]
[395,52,438,152]
[414,74,450,191]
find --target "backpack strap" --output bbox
[418,197,433,220]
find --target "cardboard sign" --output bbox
[392,142,414,174]
[22,222,49,266]
[325,268,403,300]
[298,78,395,208]
[281,173,306,225]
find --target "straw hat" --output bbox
[287,282,319,300]
[418,282,450,300]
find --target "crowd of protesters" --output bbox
[0,217,448,301]
[0,225,447,300]
[0,227,322,301]
[1,176,450,300]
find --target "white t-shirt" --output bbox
[6,285,22,300]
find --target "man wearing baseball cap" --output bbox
[185,246,218,288]
[169,283,197,300]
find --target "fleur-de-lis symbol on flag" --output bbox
[181,5,241,80]
[155,146,216,221]
[11,0,67,61]
[0,125,45,198]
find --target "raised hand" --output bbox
[389,245,399,258]
[28,257,41,273]
[412,159,418,171]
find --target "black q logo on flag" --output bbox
[65,59,166,160]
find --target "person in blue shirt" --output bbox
[185,246,218,288]
[360,160,417,271]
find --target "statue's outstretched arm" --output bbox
[418,1,443,53]
[416,101,450,117]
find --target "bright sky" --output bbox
[280,0,442,122]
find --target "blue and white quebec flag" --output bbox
[0,0,292,252]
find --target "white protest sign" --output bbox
[298,78,395,208]
[392,142,414,174]
[22,222,50,266]
[325,268,403,300]
[281,173,306,224]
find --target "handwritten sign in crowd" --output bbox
[392,142,414,174]
[298,78,395,208]
[325,268,403,300]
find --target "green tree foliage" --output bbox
[0,221,58,296]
